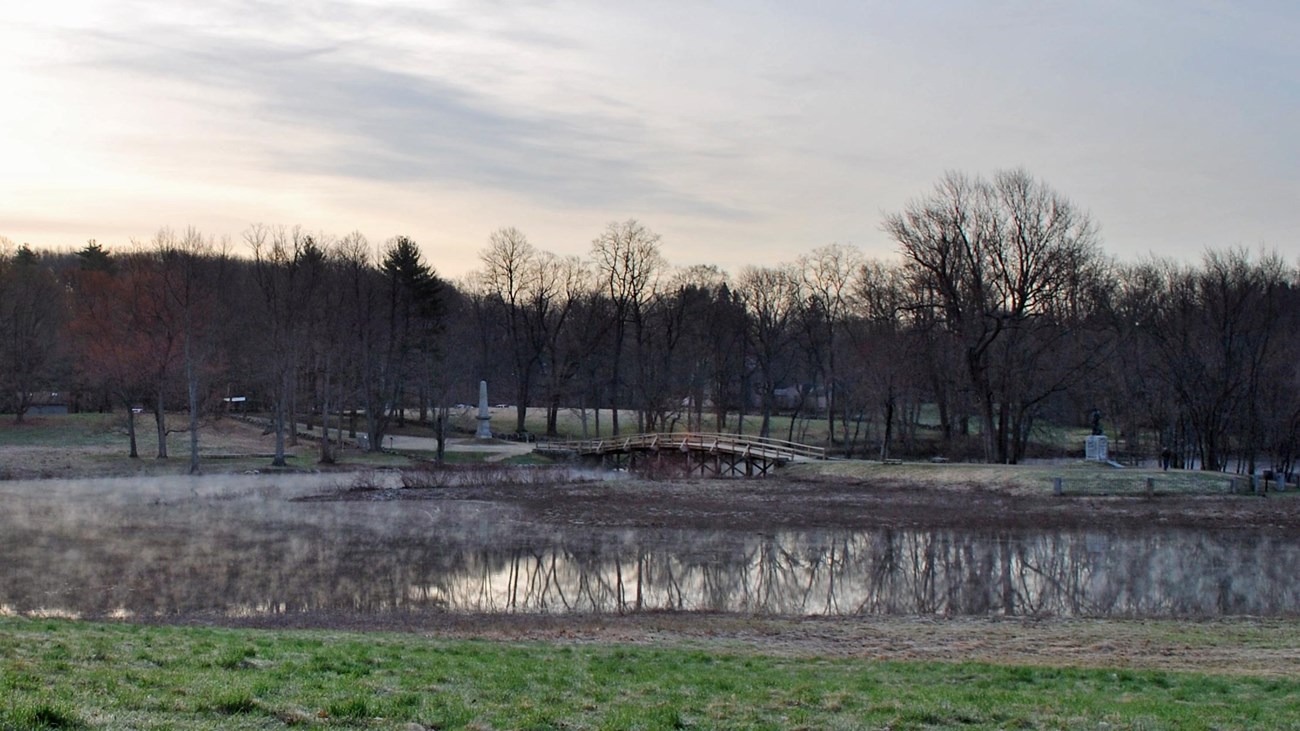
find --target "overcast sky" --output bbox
[3,0,1297,276]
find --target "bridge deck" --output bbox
[540,432,825,463]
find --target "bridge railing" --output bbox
[541,432,826,461]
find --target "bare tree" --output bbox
[737,265,801,438]
[1121,250,1289,471]
[475,227,549,434]
[797,243,864,449]
[849,259,916,460]
[886,170,1105,463]
[590,220,664,435]
[248,225,325,467]
[333,232,379,447]
[154,228,227,474]
[637,266,712,432]
[533,253,587,437]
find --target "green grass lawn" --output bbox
[0,413,124,448]
[0,413,516,477]
[2,617,1298,730]
[466,406,1095,455]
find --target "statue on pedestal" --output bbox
[1085,408,1108,462]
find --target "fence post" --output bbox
[1053,477,1063,496]
[1145,477,1154,498]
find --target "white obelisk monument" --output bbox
[475,380,493,439]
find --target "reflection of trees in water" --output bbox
[419,530,1300,618]
[1,485,1298,618]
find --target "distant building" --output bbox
[772,384,826,411]
[26,391,69,416]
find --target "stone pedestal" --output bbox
[1085,435,1108,462]
[475,380,493,440]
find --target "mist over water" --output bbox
[1,475,1296,619]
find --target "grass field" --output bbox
[3,617,1299,730]
[439,406,850,443]
[0,413,486,478]
[453,406,1126,465]
[2,411,1287,493]
[787,459,1287,498]
[0,413,126,448]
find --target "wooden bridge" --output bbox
[536,432,826,477]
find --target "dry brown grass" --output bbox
[787,459,1252,496]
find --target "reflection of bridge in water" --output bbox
[536,432,826,477]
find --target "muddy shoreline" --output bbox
[310,473,1300,533]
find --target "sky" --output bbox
[2,0,1298,278]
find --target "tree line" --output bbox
[2,170,1297,476]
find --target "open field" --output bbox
[3,616,1300,730]
[450,404,1102,453]
[0,413,539,479]
[444,404,918,444]
[788,459,1279,497]
[0,409,1145,479]
[4,413,1300,728]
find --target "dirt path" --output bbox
[381,434,534,462]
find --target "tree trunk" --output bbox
[287,369,298,448]
[271,369,288,467]
[515,400,528,435]
[334,385,345,455]
[126,406,139,459]
[759,377,774,438]
[880,394,895,462]
[187,351,200,474]
[997,398,1013,464]
[436,406,447,464]
[154,389,168,459]
[968,349,997,462]
[610,332,623,437]
[318,367,334,465]
[546,396,559,438]
[271,400,287,467]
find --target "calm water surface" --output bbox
[1,475,1296,619]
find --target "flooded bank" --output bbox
[1,475,1296,620]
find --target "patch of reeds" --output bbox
[394,464,608,489]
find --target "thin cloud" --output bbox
[72,15,747,220]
